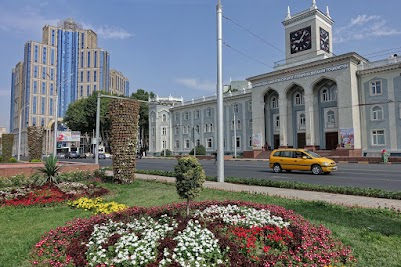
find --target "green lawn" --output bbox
[1,179,400,267]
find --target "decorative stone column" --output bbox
[28,126,44,161]
[109,99,140,183]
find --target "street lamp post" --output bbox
[53,90,58,157]
[233,108,237,158]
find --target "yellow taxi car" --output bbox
[269,148,337,175]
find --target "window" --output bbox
[33,96,37,114]
[33,81,37,93]
[175,113,180,121]
[327,110,336,123]
[236,119,241,130]
[271,97,278,108]
[209,123,213,132]
[249,136,252,147]
[184,112,189,120]
[42,82,46,94]
[195,125,200,133]
[42,66,46,79]
[321,87,337,102]
[372,106,383,120]
[195,110,200,119]
[206,108,212,117]
[94,51,97,67]
[275,116,280,128]
[87,51,91,67]
[152,127,155,136]
[233,103,239,113]
[162,127,166,135]
[81,52,84,68]
[162,114,167,122]
[175,126,179,135]
[42,47,47,64]
[185,139,190,149]
[87,85,90,96]
[299,113,306,126]
[205,123,209,133]
[196,139,200,146]
[231,120,235,130]
[162,140,166,149]
[41,97,45,114]
[50,98,53,116]
[175,140,180,149]
[51,48,55,65]
[34,65,38,78]
[80,71,83,82]
[50,68,54,80]
[249,119,253,129]
[32,117,37,126]
[322,89,328,102]
[34,45,38,62]
[236,137,241,148]
[206,138,213,148]
[372,130,385,145]
[94,71,97,82]
[248,101,252,112]
[183,125,189,134]
[51,30,55,46]
[294,92,304,105]
[87,71,90,82]
[371,80,382,95]
[80,86,83,97]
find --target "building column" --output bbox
[304,91,316,147]
[278,95,288,147]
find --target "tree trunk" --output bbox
[186,198,190,217]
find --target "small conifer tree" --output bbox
[174,157,206,216]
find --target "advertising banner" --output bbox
[252,133,262,149]
[339,128,354,149]
[57,131,81,142]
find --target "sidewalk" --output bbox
[134,173,401,211]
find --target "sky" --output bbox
[1,0,401,131]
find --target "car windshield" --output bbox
[305,150,321,158]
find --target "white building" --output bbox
[149,1,401,157]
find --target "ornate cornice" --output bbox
[282,9,333,26]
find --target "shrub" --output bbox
[36,155,62,185]
[161,149,172,157]
[189,145,206,155]
[30,159,41,163]
[8,157,17,163]
[174,156,206,216]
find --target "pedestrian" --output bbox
[381,149,389,163]
[214,150,217,164]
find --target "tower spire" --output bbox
[326,6,331,18]
[310,0,317,10]
[285,6,291,20]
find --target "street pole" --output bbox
[216,0,224,182]
[53,90,58,157]
[95,94,101,165]
[193,127,196,158]
[17,111,22,161]
[233,109,237,158]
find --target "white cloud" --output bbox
[82,23,134,40]
[334,14,401,43]
[0,5,133,40]
[175,78,215,92]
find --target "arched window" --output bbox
[327,110,336,123]
[321,89,328,102]
[294,92,304,105]
[195,125,200,133]
[162,127,166,135]
[237,120,241,130]
[275,116,280,128]
[372,106,383,120]
[205,123,209,132]
[299,113,306,126]
[209,123,213,132]
[162,114,167,122]
[271,97,278,108]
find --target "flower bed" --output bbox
[30,201,356,266]
[0,182,110,207]
[68,197,128,214]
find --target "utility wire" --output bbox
[223,41,273,68]
[223,15,285,54]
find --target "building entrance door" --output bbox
[325,132,338,150]
[274,135,280,149]
[297,133,306,148]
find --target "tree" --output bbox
[174,157,206,216]
[189,145,206,155]
[64,91,113,151]
[130,89,155,152]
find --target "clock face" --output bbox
[290,26,312,54]
[320,27,330,52]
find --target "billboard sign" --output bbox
[57,131,81,142]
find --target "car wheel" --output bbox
[273,164,282,173]
[311,165,323,175]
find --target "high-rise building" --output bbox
[10,18,129,156]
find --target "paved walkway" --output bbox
[134,173,401,211]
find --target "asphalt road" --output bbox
[62,158,401,191]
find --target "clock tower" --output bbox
[281,0,334,68]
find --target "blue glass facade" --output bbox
[57,29,79,118]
